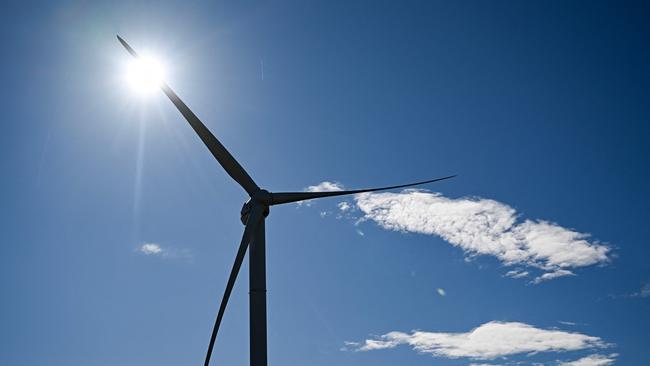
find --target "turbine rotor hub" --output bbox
[240,189,271,225]
[251,189,273,206]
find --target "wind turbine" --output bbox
[117,35,455,366]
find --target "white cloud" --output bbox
[559,321,577,326]
[350,321,607,360]
[338,201,351,212]
[559,353,617,366]
[306,181,344,192]
[351,190,610,282]
[340,341,361,351]
[532,269,575,284]
[299,181,345,206]
[436,288,446,296]
[140,243,163,255]
[505,269,529,279]
[137,242,192,261]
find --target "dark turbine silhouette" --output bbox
[117,35,455,366]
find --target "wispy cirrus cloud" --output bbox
[532,269,576,284]
[505,269,529,279]
[631,282,650,298]
[346,321,609,361]
[304,182,611,282]
[608,281,650,300]
[559,353,618,366]
[559,321,578,326]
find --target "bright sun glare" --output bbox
[125,56,165,94]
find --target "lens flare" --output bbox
[125,56,165,94]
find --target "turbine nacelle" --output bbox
[241,190,272,224]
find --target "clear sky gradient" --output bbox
[1,1,649,365]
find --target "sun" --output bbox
[124,55,166,94]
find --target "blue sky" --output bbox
[1,1,649,365]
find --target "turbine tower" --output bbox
[117,35,455,366]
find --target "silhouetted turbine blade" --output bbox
[204,204,264,366]
[158,83,260,195]
[116,35,260,196]
[270,175,456,206]
[117,35,138,57]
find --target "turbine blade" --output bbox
[158,83,260,195]
[270,175,456,205]
[116,35,260,196]
[204,204,265,366]
[117,35,138,57]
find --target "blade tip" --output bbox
[116,35,138,57]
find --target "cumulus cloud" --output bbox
[140,243,163,255]
[559,353,617,366]
[298,181,345,206]
[349,190,610,282]
[338,201,351,212]
[137,242,191,261]
[349,321,607,360]
[306,181,344,193]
